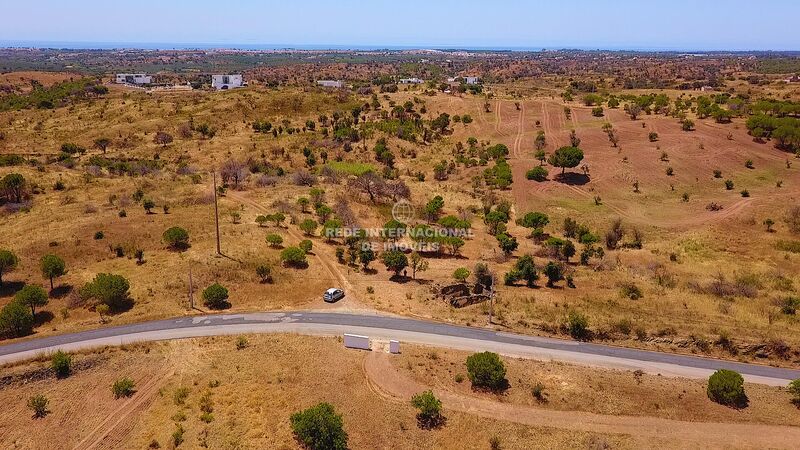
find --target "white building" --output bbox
[399,77,424,84]
[115,73,152,85]
[211,74,244,90]
[317,80,343,88]
[464,76,480,85]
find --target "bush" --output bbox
[0,300,34,337]
[707,369,747,407]
[281,246,307,268]
[51,350,72,378]
[266,233,284,247]
[202,283,230,309]
[112,377,136,398]
[162,226,190,250]
[172,424,185,447]
[290,403,348,450]
[299,239,313,253]
[256,264,273,283]
[452,267,470,282]
[525,166,548,182]
[81,273,131,311]
[27,394,49,418]
[410,390,444,428]
[466,351,507,390]
[620,282,643,300]
[788,379,800,405]
[568,311,589,340]
[173,387,190,405]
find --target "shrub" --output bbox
[788,379,800,405]
[266,233,284,247]
[299,239,313,253]
[620,282,643,300]
[172,424,185,447]
[452,267,470,282]
[112,377,136,398]
[568,311,589,340]
[27,394,49,418]
[202,283,230,309]
[724,179,734,190]
[466,351,507,390]
[81,273,131,311]
[162,226,190,250]
[0,300,34,337]
[15,284,48,316]
[256,264,273,283]
[281,246,307,267]
[94,231,105,239]
[235,336,249,350]
[51,350,72,378]
[525,166,548,182]
[173,387,190,405]
[290,403,348,450]
[410,390,444,428]
[707,369,747,407]
[532,383,548,402]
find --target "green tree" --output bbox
[81,273,131,311]
[93,137,111,154]
[0,300,34,337]
[142,198,155,213]
[1,173,26,203]
[299,239,313,253]
[453,267,470,283]
[409,251,429,279]
[505,254,538,287]
[40,254,66,290]
[547,146,584,175]
[424,195,445,221]
[0,249,19,286]
[516,212,550,235]
[382,250,408,277]
[163,227,190,250]
[543,262,564,287]
[411,390,444,429]
[707,369,747,408]
[466,352,507,390]
[495,233,518,256]
[297,197,310,213]
[299,219,318,236]
[266,233,284,248]
[359,247,376,270]
[290,403,348,450]
[15,284,48,316]
[202,283,230,309]
[281,247,308,268]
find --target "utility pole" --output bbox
[213,170,221,255]
[188,266,194,310]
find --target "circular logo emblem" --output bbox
[392,200,415,222]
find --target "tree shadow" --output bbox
[0,281,25,298]
[471,379,511,394]
[50,285,73,299]
[34,310,55,327]
[389,274,412,283]
[555,172,590,186]
[362,268,378,275]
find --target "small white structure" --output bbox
[115,73,152,85]
[389,340,400,354]
[464,76,480,85]
[399,77,424,84]
[211,74,244,90]
[317,80,343,88]
[343,333,370,350]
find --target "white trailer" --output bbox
[343,333,370,350]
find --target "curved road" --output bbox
[1,311,798,386]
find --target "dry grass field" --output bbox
[0,335,634,450]
[1,78,799,369]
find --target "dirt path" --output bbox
[363,351,800,449]
[227,191,369,311]
[71,367,174,450]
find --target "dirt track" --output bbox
[364,350,800,449]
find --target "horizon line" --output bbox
[2,40,800,54]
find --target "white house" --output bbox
[211,74,244,90]
[115,73,152,85]
[399,77,424,84]
[317,80,343,88]
[464,76,480,85]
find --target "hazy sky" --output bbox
[3,0,799,50]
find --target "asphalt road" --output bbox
[1,311,798,386]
